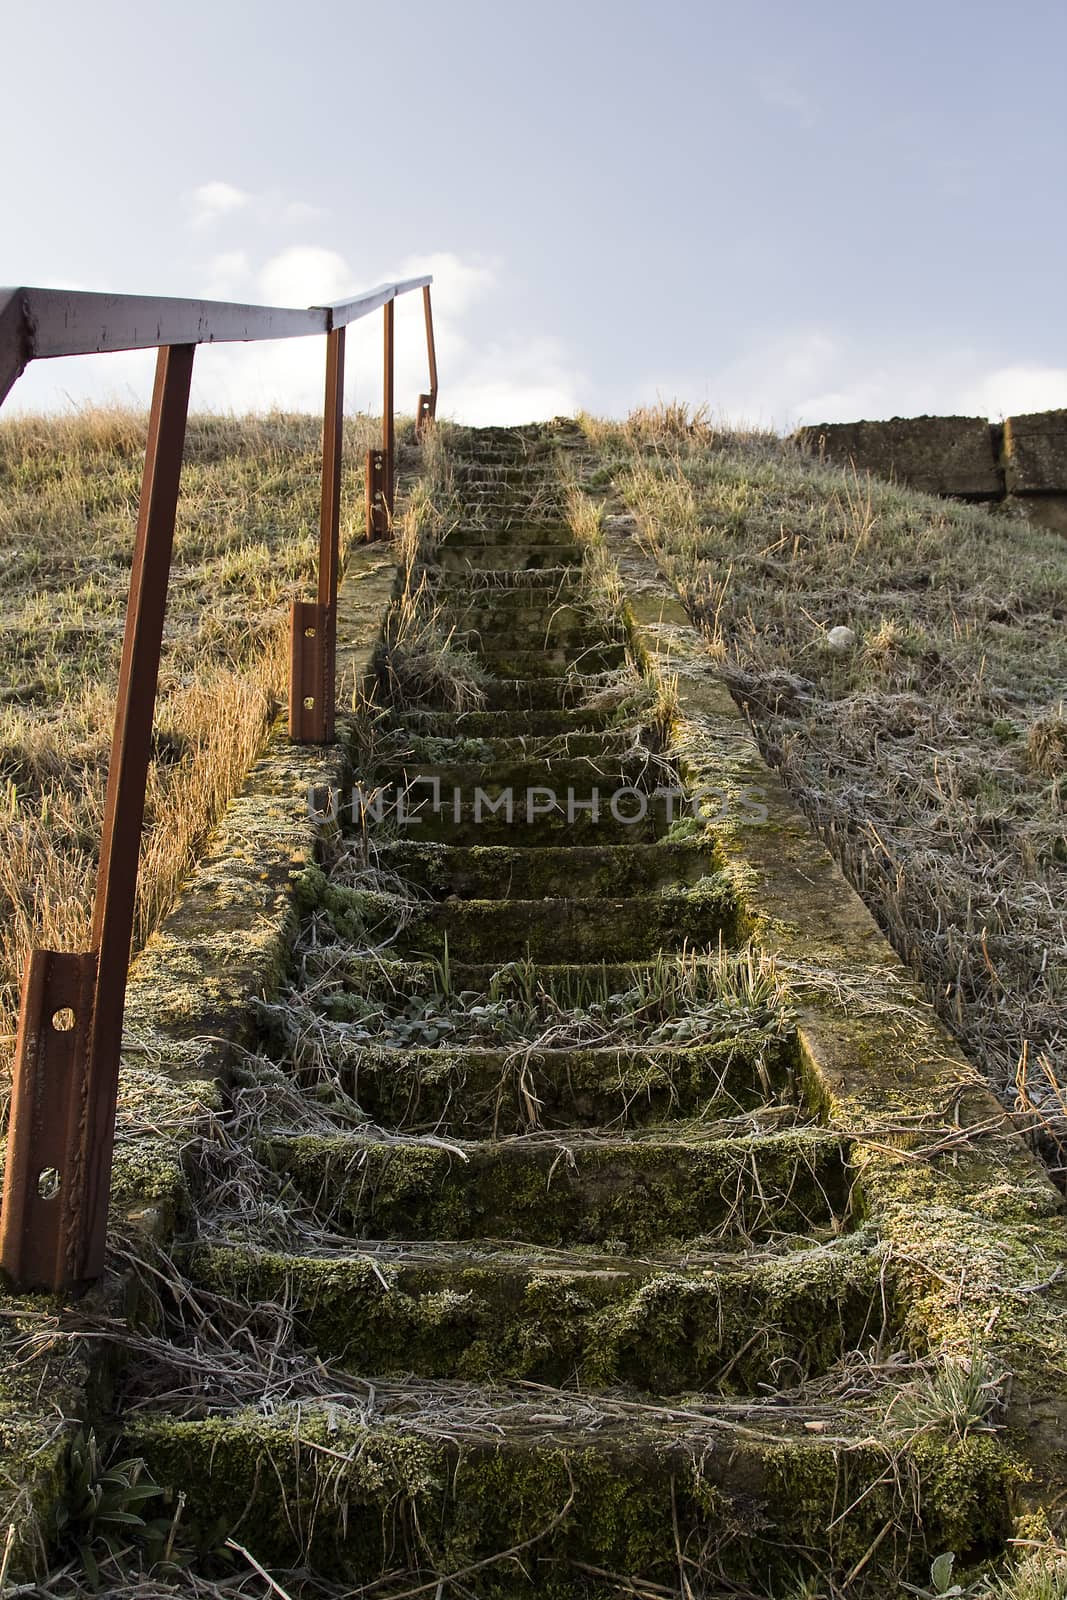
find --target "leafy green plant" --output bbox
[56,1429,177,1587]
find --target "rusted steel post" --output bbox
[365,446,388,540]
[290,326,345,741]
[416,284,438,437]
[383,297,395,518]
[0,343,194,1291]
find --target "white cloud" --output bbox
[3,225,578,423]
[203,250,253,301]
[280,200,326,225]
[188,181,250,228]
[258,246,357,307]
[635,333,1067,433]
[959,365,1067,419]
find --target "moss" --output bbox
[262,1128,855,1249]
[392,879,738,963]
[121,1405,1021,1589]
[189,1233,891,1394]
[345,1036,797,1136]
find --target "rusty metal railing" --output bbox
[0,276,438,1292]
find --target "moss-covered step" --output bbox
[310,953,789,1017]
[373,840,716,898]
[259,1126,854,1248]
[391,707,626,737]
[330,1037,797,1135]
[473,644,627,678]
[370,751,671,796]
[480,675,595,709]
[432,565,584,593]
[391,883,738,963]
[437,580,585,611]
[439,520,573,546]
[374,728,641,765]
[435,543,582,572]
[187,1233,893,1391]
[452,464,557,486]
[446,609,621,647]
[120,1402,1017,1588]
[358,792,677,845]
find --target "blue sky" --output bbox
[5,0,1066,426]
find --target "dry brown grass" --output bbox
[577,404,1067,1173]
[0,405,381,1066]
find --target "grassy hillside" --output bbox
[576,406,1067,1173]
[0,407,377,1063]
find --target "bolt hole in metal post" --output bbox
[37,1168,61,1200]
[51,1007,76,1031]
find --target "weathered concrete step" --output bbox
[448,609,617,646]
[452,465,556,487]
[314,1038,797,1135]
[481,675,590,709]
[260,1128,854,1248]
[316,954,778,1014]
[391,706,626,736]
[188,1235,890,1391]
[374,840,715,898]
[121,1400,1012,1584]
[359,788,676,844]
[436,543,581,572]
[372,751,668,791]
[392,884,737,963]
[376,727,641,763]
[432,566,584,593]
[475,644,626,677]
[441,523,575,546]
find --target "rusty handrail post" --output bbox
[365,298,395,540]
[290,326,345,741]
[416,285,438,438]
[0,343,194,1291]
[383,298,395,518]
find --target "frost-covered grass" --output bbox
[579,405,1067,1172]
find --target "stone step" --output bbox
[375,727,649,765]
[373,840,714,898]
[314,954,775,1015]
[119,1396,1011,1585]
[474,643,627,677]
[306,1038,798,1135]
[441,521,573,545]
[452,465,556,487]
[187,1234,890,1391]
[357,786,677,844]
[447,608,616,646]
[259,1127,854,1248]
[391,883,737,963]
[370,751,668,792]
[436,543,581,572]
[391,706,626,737]
[480,675,592,709]
[431,566,584,594]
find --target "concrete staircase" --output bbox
[117,427,1023,1596]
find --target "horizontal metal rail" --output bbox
[0,272,439,1292]
[0,277,431,405]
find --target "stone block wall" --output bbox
[793,409,1067,533]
